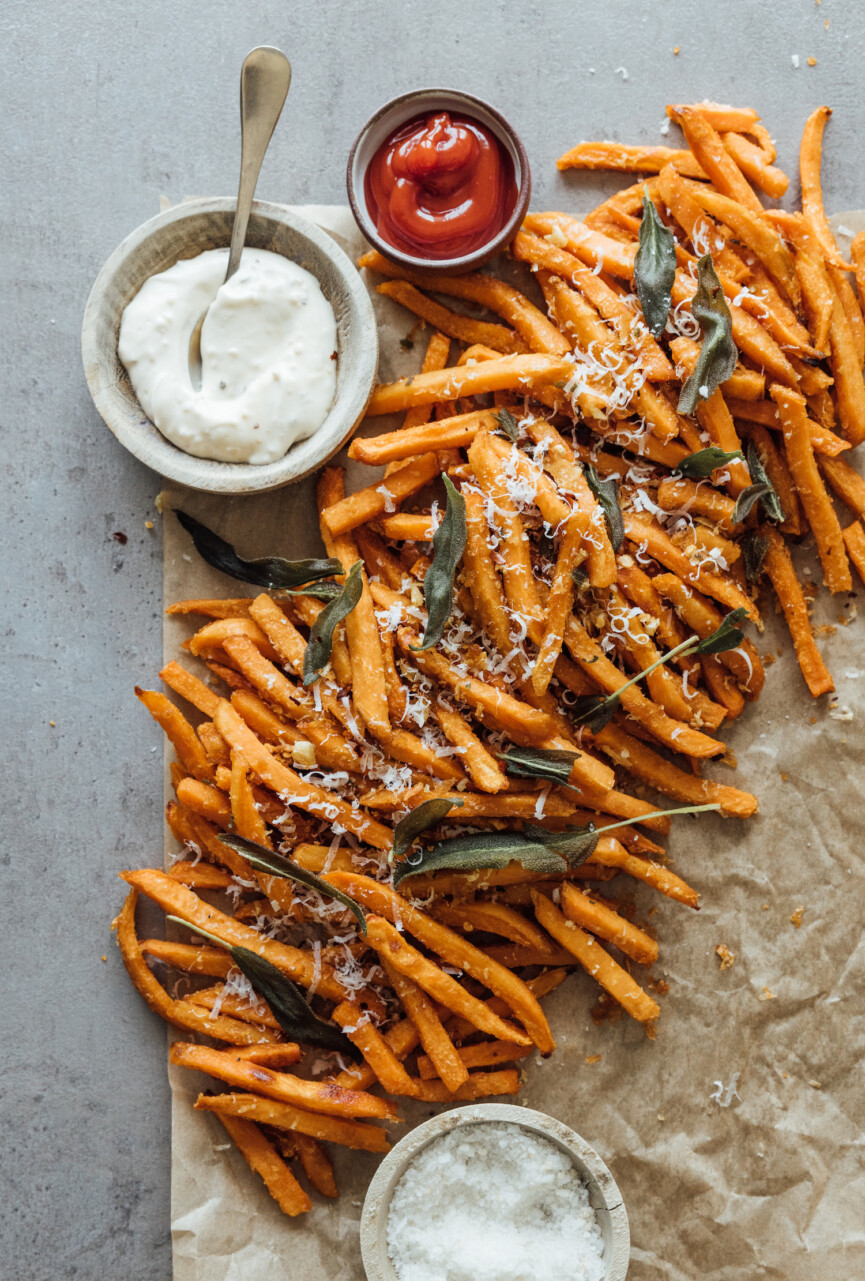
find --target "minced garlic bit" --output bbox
[790,907,805,928]
[807,56,817,66]
[386,1122,605,1281]
[715,943,735,970]
[809,1080,822,1090]
[291,740,318,770]
[759,986,774,1001]
[673,45,680,54]
[145,519,154,530]
[584,1054,602,1065]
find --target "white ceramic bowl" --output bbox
[360,1103,630,1281]
[82,198,378,493]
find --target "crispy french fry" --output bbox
[332,1000,419,1097]
[827,295,865,447]
[377,280,523,354]
[819,453,865,519]
[772,386,851,592]
[560,883,658,965]
[382,959,469,1093]
[720,130,789,197]
[531,891,660,1023]
[113,890,279,1045]
[557,140,706,177]
[432,901,556,953]
[212,1112,311,1216]
[410,1070,521,1102]
[170,1041,398,1120]
[364,915,532,1046]
[167,860,235,891]
[349,408,500,467]
[842,521,865,585]
[326,874,555,1055]
[291,1133,338,1198]
[194,1092,391,1153]
[416,1040,532,1079]
[799,106,852,270]
[762,526,835,697]
[744,422,803,537]
[666,102,760,133]
[135,687,214,782]
[322,455,440,537]
[669,104,763,213]
[623,513,758,622]
[433,698,508,794]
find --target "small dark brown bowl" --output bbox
[347,87,531,276]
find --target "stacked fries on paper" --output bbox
[115,100,865,1218]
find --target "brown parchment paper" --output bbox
[159,207,865,1281]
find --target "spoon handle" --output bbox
[226,46,292,281]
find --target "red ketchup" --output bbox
[364,111,518,260]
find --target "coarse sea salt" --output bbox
[386,1122,605,1281]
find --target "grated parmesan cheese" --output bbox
[386,1123,605,1281]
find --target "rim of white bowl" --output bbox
[81,197,378,494]
[360,1103,630,1281]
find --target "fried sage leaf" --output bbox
[302,561,363,685]
[176,511,343,591]
[741,529,770,583]
[391,797,464,865]
[634,192,677,338]
[166,917,358,1057]
[689,606,749,655]
[572,608,749,729]
[393,830,568,887]
[733,440,785,525]
[499,745,581,789]
[584,464,624,552]
[677,255,738,415]
[525,802,723,867]
[218,834,367,935]
[415,476,467,651]
[677,447,744,479]
[495,407,520,442]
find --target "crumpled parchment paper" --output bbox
[160,207,865,1281]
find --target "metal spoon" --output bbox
[189,45,292,383]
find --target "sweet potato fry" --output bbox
[531,891,660,1022]
[170,1041,398,1120]
[800,106,852,270]
[322,454,440,536]
[666,102,760,133]
[113,890,278,1045]
[326,874,555,1055]
[842,521,865,585]
[433,698,508,794]
[819,453,865,519]
[720,130,789,197]
[432,901,556,953]
[772,386,851,592]
[376,279,523,354]
[382,959,469,1093]
[669,105,762,213]
[135,687,213,782]
[416,1040,532,1079]
[349,408,499,467]
[560,883,658,965]
[212,1112,311,1216]
[364,915,532,1046]
[762,527,835,697]
[827,295,865,447]
[332,1000,419,1097]
[411,1070,521,1102]
[194,1092,391,1153]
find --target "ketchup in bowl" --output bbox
[363,111,518,261]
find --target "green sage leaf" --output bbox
[282,581,344,600]
[634,192,677,338]
[732,483,774,525]
[740,440,785,523]
[495,408,520,442]
[499,745,581,789]
[584,465,624,553]
[175,511,343,591]
[415,476,467,651]
[218,834,367,935]
[391,797,464,865]
[393,830,568,887]
[571,566,589,590]
[302,561,364,685]
[523,821,600,867]
[741,530,769,583]
[570,692,621,734]
[166,917,358,1057]
[676,447,744,479]
[677,255,738,415]
[689,607,749,656]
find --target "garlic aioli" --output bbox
[118,247,337,464]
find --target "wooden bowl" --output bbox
[359,1104,630,1281]
[347,87,531,275]
[82,198,378,493]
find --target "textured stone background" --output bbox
[3,1,864,1276]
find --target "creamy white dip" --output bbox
[118,247,338,464]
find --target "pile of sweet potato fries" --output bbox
[115,100,865,1217]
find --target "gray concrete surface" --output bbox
[2,1,864,1276]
